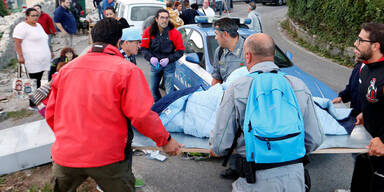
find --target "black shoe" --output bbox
[220,168,239,180]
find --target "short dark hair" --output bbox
[362,23,384,54]
[249,2,256,10]
[191,3,198,10]
[60,0,66,3]
[213,18,239,38]
[105,6,116,13]
[92,18,122,46]
[184,0,190,8]
[166,0,174,7]
[33,4,42,9]
[25,8,37,16]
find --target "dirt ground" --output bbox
[0,164,100,192]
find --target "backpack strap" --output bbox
[222,119,243,166]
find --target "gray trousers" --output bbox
[60,32,73,47]
[232,163,305,192]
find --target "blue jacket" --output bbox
[54,6,76,34]
[338,62,362,117]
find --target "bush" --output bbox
[0,0,9,17]
[287,0,384,48]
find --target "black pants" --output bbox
[28,71,44,107]
[351,154,384,192]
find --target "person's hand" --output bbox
[161,137,183,156]
[367,137,384,157]
[209,149,218,157]
[159,58,169,67]
[332,97,342,104]
[150,57,159,67]
[18,55,25,64]
[355,113,364,125]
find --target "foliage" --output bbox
[287,0,384,48]
[7,109,34,120]
[0,0,8,17]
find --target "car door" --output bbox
[174,28,212,90]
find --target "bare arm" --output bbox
[55,23,67,34]
[13,38,24,64]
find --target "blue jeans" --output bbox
[150,62,175,102]
[97,4,103,20]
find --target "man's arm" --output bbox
[210,85,237,156]
[55,23,68,34]
[168,30,185,63]
[121,67,181,155]
[13,38,24,64]
[140,28,154,61]
[211,78,222,86]
[211,47,223,84]
[45,73,59,131]
[47,16,57,34]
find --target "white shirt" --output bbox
[199,6,215,17]
[13,22,51,73]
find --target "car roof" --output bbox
[116,0,165,5]
[180,24,255,37]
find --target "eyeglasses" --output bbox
[356,37,375,46]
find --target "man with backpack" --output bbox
[209,33,324,192]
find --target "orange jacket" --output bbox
[46,44,170,168]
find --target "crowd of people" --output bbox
[9,0,384,192]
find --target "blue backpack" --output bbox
[243,70,305,165]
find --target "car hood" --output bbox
[280,65,337,99]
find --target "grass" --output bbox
[7,109,34,120]
[280,19,353,67]
[0,177,4,184]
[7,58,18,69]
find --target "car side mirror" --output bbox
[285,51,293,60]
[185,53,200,64]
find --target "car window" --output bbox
[274,46,292,68]
[185,30,205,69]
[130,6,163,21]
[178,28,191,48]
[206,36,218,66]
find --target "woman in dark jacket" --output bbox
[49,47,78,81]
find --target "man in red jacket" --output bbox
[141,9,185,102]
[33,4,56,53]
[46,18,182,192]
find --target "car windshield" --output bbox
[206,35,293,68]
[130,6,163,21]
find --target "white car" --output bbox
[115,0,165,34]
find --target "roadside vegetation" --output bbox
[286,0,384,67]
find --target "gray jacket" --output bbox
[247,10,262,33]
[212,36,245,82]
[210,61,324,157]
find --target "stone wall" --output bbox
[0,0,55,69]
[287,18,355,63]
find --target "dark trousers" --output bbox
[28,71,44,107]
[351,153,384,192]
[52,159,135,192]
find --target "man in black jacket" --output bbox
[352,22,384,192]
[180,0,199,25]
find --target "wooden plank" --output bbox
[132,146,368,154]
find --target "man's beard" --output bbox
[355,46,373,61]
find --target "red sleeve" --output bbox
[171,29,185,51]
[47,14,57,34]
[121,67,170,147]
[140,27,151,49]
[45,73,59,131]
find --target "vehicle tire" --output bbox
[277,0,283,6]
[262,2,266,5]
[283,0,287,5]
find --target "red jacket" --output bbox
[46,44,170,168]
[38,12,57,35]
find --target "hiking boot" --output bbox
[220,168,239,180]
